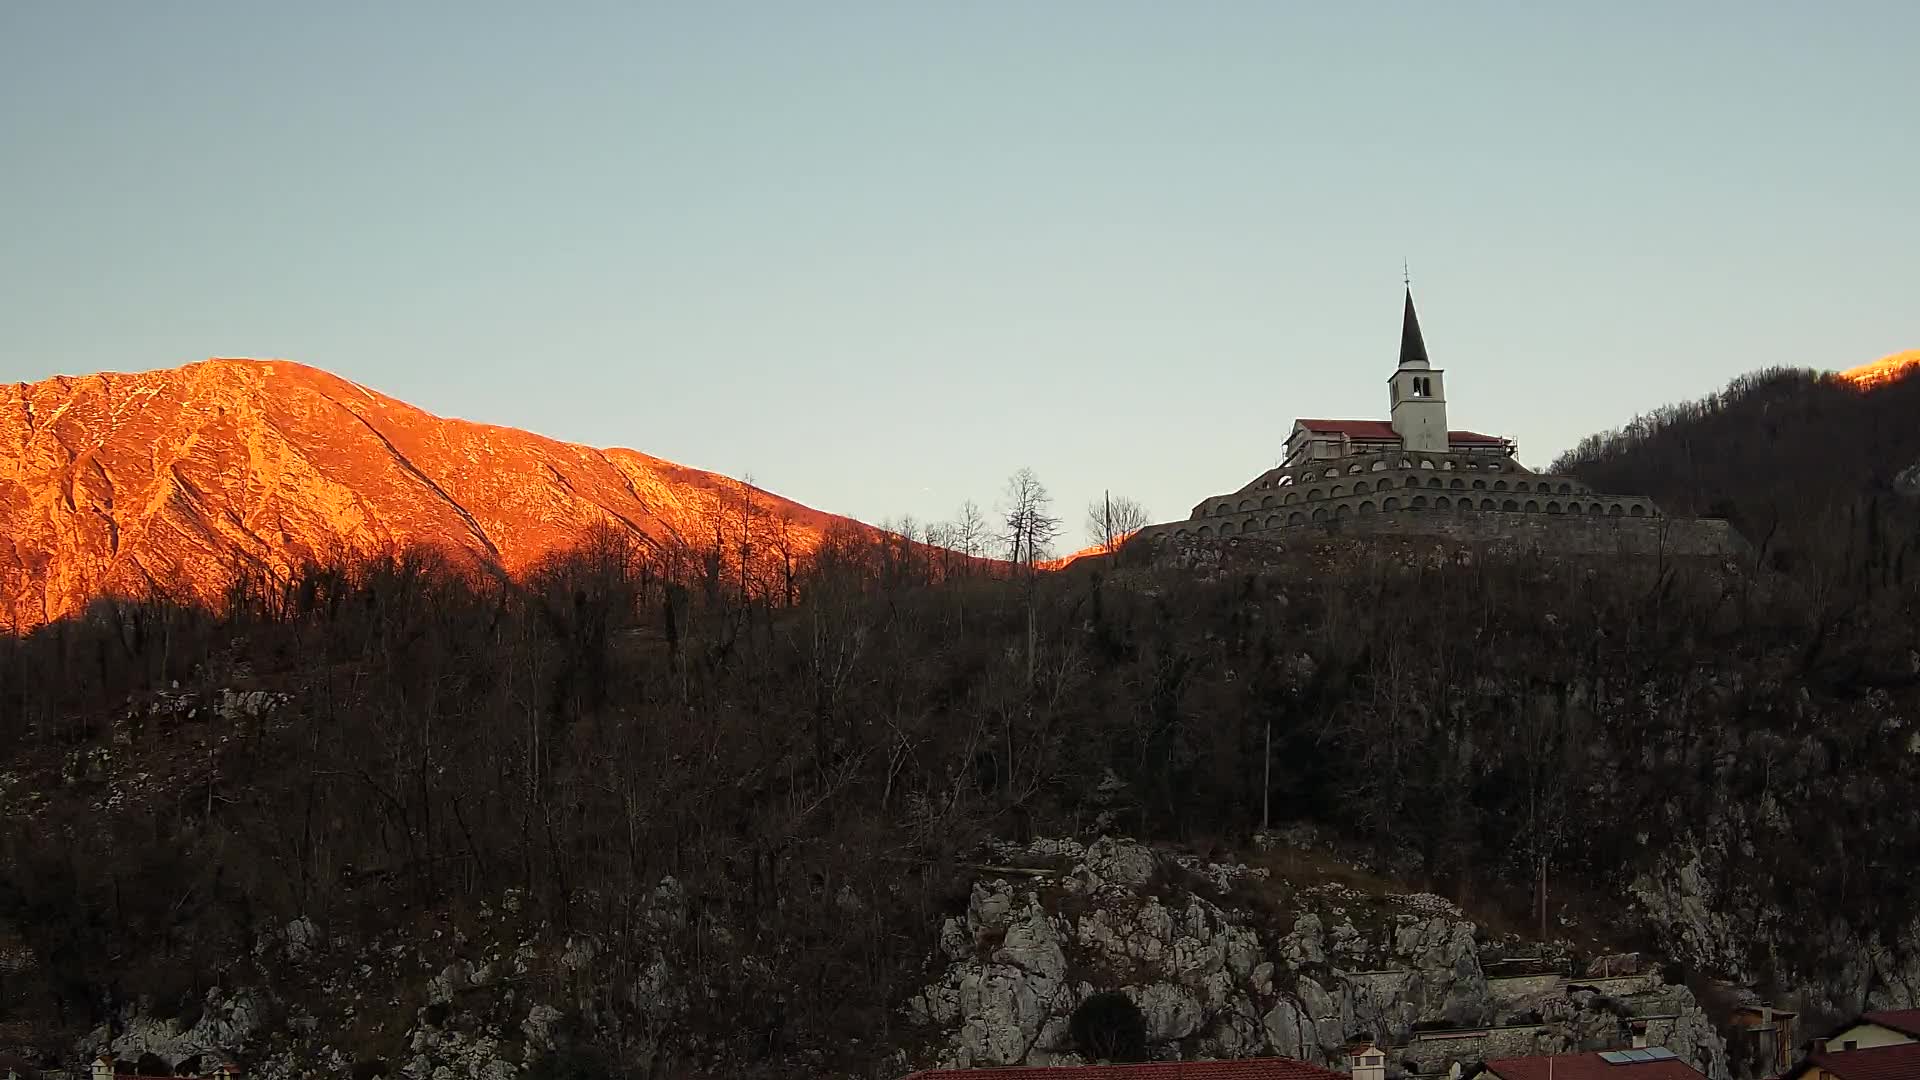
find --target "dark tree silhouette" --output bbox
[1070,992,1148,1062]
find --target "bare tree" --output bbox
[1000,468,1061,573]
[1084,492,1151,555]
[951,500,990,572]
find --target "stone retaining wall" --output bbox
[1144,508,1745,559]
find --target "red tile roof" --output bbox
[1446,430,1509,445]
[1860,1008,1920,1038]
[1293,419,1506,446]
[902,1058,1346,1080]
[1297,419,1402,440]
[1483,1052,1705,1080]
[1800,1042,1920,1080]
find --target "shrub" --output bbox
[1070,991,1148,1063]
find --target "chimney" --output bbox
[1812,1038,1829,1054]
[1349,1043,1387,1080]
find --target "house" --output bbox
[1781,1041,1920,1080]
[901,1054,1351,1080]
[1727,1003,1797,1077]
[1467,1047,1707,1080]
[88,1057,243,1080]
[1777,1009,1920,1079]
[1808,1009,1920,1053]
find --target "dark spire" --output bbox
[1399,287,1429,368]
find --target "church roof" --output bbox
[1298,419,1401,440]
[1294,419,1506,446]
[1400,287,1430,367]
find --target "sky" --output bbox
[3,2,1915,544]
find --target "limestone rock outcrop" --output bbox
[907,837,1730,1079]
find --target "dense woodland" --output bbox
[2,370,1919,1074]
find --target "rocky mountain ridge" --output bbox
[0,358,865,627]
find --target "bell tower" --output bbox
[1388,287,1448,453]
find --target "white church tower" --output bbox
[1387,288,1449,453]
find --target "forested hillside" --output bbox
[1,367,1918,1077]
[1554,365,1920,569]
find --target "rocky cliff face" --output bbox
[12,832,1739,1080]
[0,358,864,626]
[905,837,1728,1080]
[1838,349,1920,391]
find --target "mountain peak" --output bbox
[0,359,864,628]
[1838,349,1920,389]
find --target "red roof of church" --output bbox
[902,1058,1345,1080]
[1481,1051,1705,1080]
[1294,419,1507,445]
[1791,1042,1920,1080]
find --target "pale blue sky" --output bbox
[3,2,1914,538]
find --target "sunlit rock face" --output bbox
[0,358,863,627]
[1838,349,1920,390]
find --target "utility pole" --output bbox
[1262,717,1272,832]
[1539,853,1549,942]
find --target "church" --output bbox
[1133,289,1739,556]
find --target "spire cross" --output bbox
[1402,259,1410,288]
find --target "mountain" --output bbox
[0,358,868,628]
[1839,348,1920,390]
[1552,354,1920,565]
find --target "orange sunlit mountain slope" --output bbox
[0,358,879,628]
[1839,349,1920,389]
